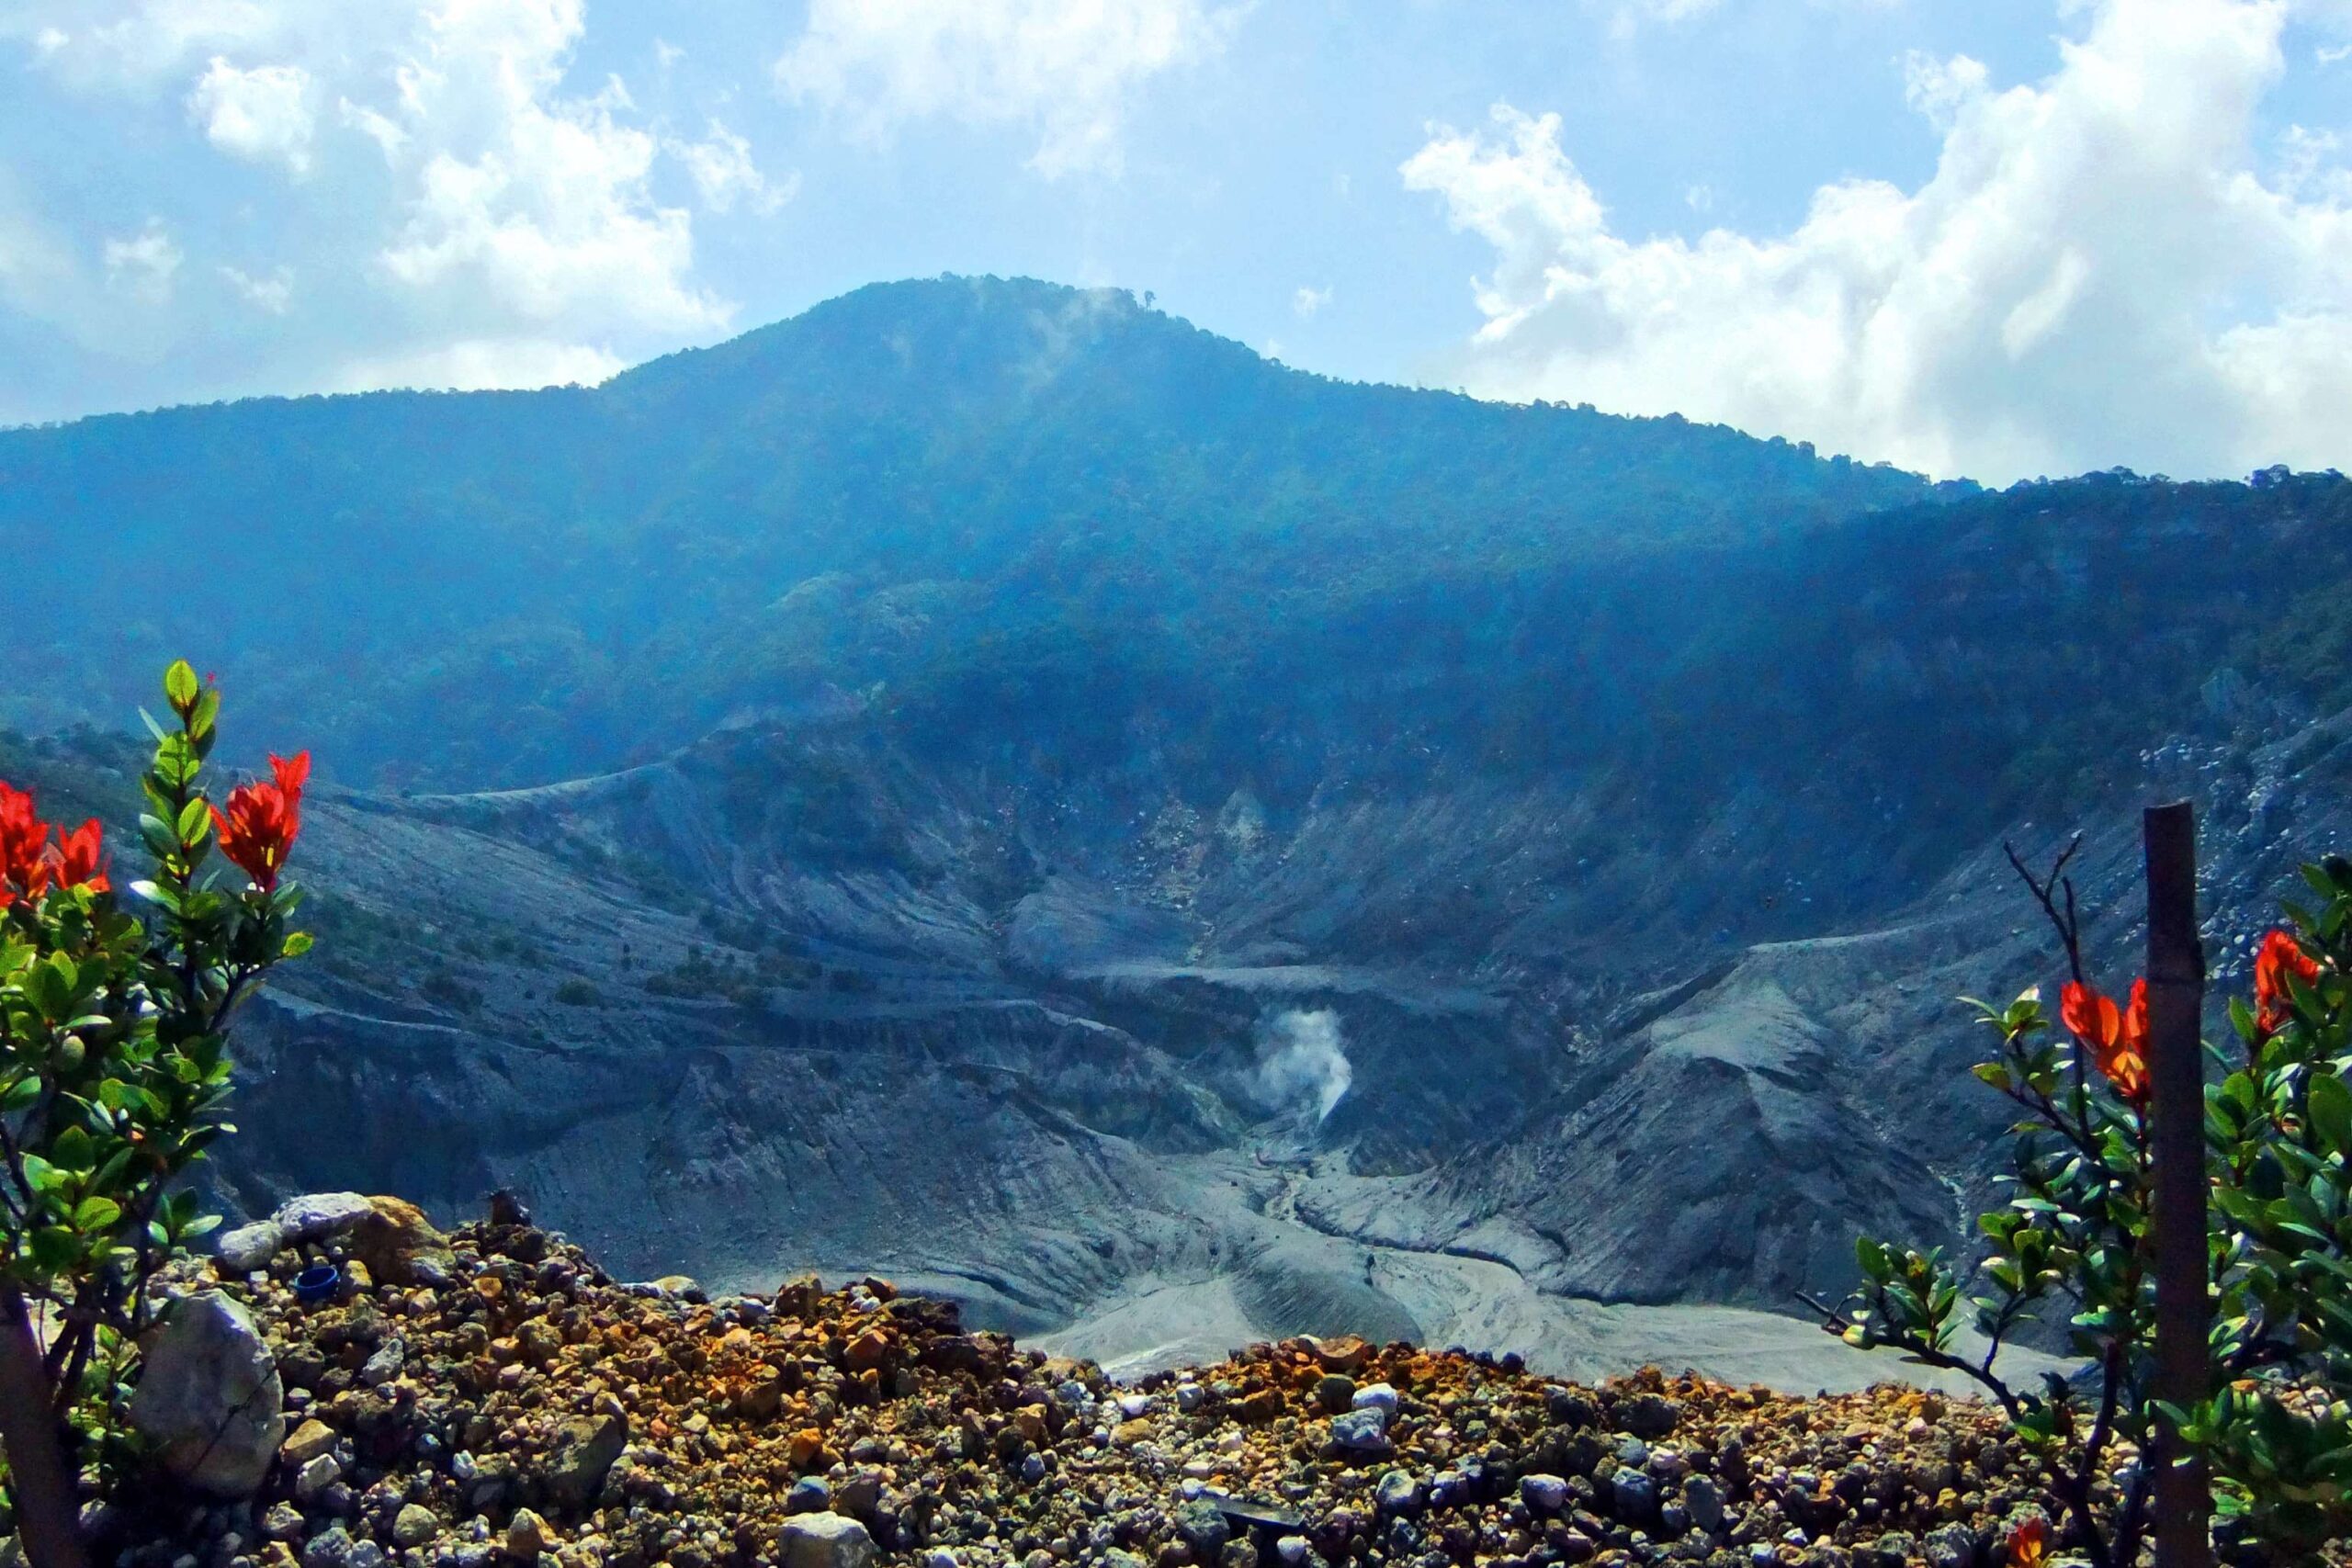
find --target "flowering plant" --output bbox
[0,662,310,1546]
[1810,840,2352,1564]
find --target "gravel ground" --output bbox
[101,1209,2335,1568]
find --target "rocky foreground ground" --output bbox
[98,1196,2308,1568]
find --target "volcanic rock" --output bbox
[128,1292,285,1496]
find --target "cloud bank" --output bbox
[1404,0,2352,480]
[11,0,775,398]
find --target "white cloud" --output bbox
[187,56,314,173]
[331,335,624,392]
[220,263,292,312]
[672,120,793,216]
[102,221,183,304]
[1403,0,2352,481]
[16,0,737,389]
[776,0,1238,177]
[1293,284,1332,318]
[1901,50,1989,130]
[363,0,730,338]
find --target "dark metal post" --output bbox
[2144,801,2211,1568]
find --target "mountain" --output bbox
[5,276,2349,1387]
[0,276,1931,788]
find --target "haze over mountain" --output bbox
[6,276,2349,1386]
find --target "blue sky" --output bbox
[2,0,2349,481]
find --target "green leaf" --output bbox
[28,1227,76,1271]
[281,931,314,960]
[50,1125,94,1172]
[71,1196,122,1233]
[139,815,180,859]
[2309,1073,2352,1156]
[164,660,200,709]
[91,1146,136,1192]
[176,798,212,845]
[189,686,220,740]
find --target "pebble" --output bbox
[1328,1407,1392,1455]
[390,1505,438,1548]
[1374,1471,1422,1514]
[503,1508,548,1560]
[1520,1473,1569,1514]
[291,1455,339,1501]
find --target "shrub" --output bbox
[1814,841,2352,1563]
[0,663,310,1557]
[553,978,602,1007]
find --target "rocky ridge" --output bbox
[99,1193,2315,1568]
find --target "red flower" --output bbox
[2061,980,2120,1047]
[0,781,56,909]
[210,750,311,893]
[51,818,109,894]
[2062,978,2148,1103]
[2005,1517,2050,1568]
[2253,929,2321,1033]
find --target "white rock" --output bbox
[215,1221,286,1273]
[1275,1539,1310,1566]
[1351,1382,1398,1415]
[777,1512,876,1568]
[1329,1407,1392,1454]
[295,1454,342,1500]
[129,1293,285,1497]
[1521,1474,1569,1514]
[359,1337,405,1387]
[272,1192,374,1244]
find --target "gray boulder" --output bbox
[128,1292,285,1496]
[545,1414,627,1507]
[778,1512,876,1568]
[214,1220,287,1274]
[272,1192,374,1244]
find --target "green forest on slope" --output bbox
[4,275,2348,866]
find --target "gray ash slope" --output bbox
[6,277,2352,1388]
[220,693,2352,1391]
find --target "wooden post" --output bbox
[0,1282,88,1568]
[2143,801,2211,1568]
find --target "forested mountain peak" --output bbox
[0,275,1937,787]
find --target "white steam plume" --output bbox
[1250,1008,1352,1124]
